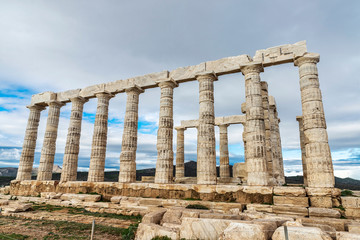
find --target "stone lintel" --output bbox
[179,115,245,129]
[30,91,57,106]
[56,89,81,103]
[28,41,308,105]
[180,119,199,129]
[254,40,308,67]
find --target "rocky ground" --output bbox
[0,201,140,240]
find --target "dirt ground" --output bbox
[0,203,141,240]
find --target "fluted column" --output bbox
[60,97,88,182]
[196,72,217,185]
[294,53,334,188]
[219,124,230,178]
[296,116,308,186]
[155,80,178,183]
[37,101,65,181]
[260,81,275,183]
[119,86,144,183]
[175,127,186,179]
[241,64,268,186]
[16,105,45,180]
[87,92,113,182]
[269,96,285,185]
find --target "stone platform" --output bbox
[10,180,273,204]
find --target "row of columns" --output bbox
[16,54,334,187]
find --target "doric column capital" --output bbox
[218,124,229,133]
[240,63,264,75]
[296,116,303,122]
[294,53,320,66]
[47,100,65,108]
[175,126,186,131]
[95,91,114,99]
[26,104,46,111]
[69,96,89,104]
[125,85,144,94]
[195,71,218,81]
[156,79,178,89]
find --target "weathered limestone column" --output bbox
[37,101,65,181]
[196,72,217,185]
[269,96,285,185]
[241,64,268,186]
[219,124,230,178]
[155,80,178,184]
[60,97,88,182]
[16,105,45,180]
[260,81,275,183]
[87,92,113,182]
[175,127,186,179]
[118,86,144,183]
[294,53,334,188]
[296,116,308,186]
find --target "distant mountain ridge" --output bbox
[1,161,360,190]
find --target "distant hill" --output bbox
[1,162,360,190]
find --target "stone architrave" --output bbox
[60,97,88,182]
[16,105,45,180]
[155,80,178,184]
[37,101,65,181]
[241,64,268,186]
[296,116,308,186]
[260,81,275,184]
[87,92,113,182]
[175,127,186,179]
[269,96,285,185]
[219,124,230,178]
[118,86,144,183]
[196,72,217,185]
[294,53,335,188]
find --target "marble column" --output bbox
[196,72,217,185]
[16,105,45,180]
[175,127,185,179]
[118,86,144,183]
[260,81,274,183]
[37,101,65,181]
[296,116,308,186]
[219,124,230,178]
[60,97,88,182]
[269,96,285,185]
[241,64,268,186]
[155,80,178,184]
[88,92,113,182]
[294,53,334,188]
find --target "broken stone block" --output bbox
[310,196,333,208]
[135,223,179,240]
[306,187,341,197]
[272,226,332,240]
[274,186,306,197]
[273,196,309,207]
[2,203,32,213]
[161,209,183,225]
[219,222,273,240]
[199,213,242,220]
[296,217,346,231]
[41,192,62,199]
[345,208,360,219]
[246,203,273,213]
[336,231,360,240]
[142,209,167,224]
[342,197,360,208]
[110,196,122,204]
[272,205,308,217]
[308,207,341,218]
[348,224,360,234]
[0,199,9,206]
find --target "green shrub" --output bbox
[151,236,172,240]
[341,190,353,196]
[185,204,209,210]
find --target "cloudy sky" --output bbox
[0,1,359,180]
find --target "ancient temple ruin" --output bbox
[12,41,335,198]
